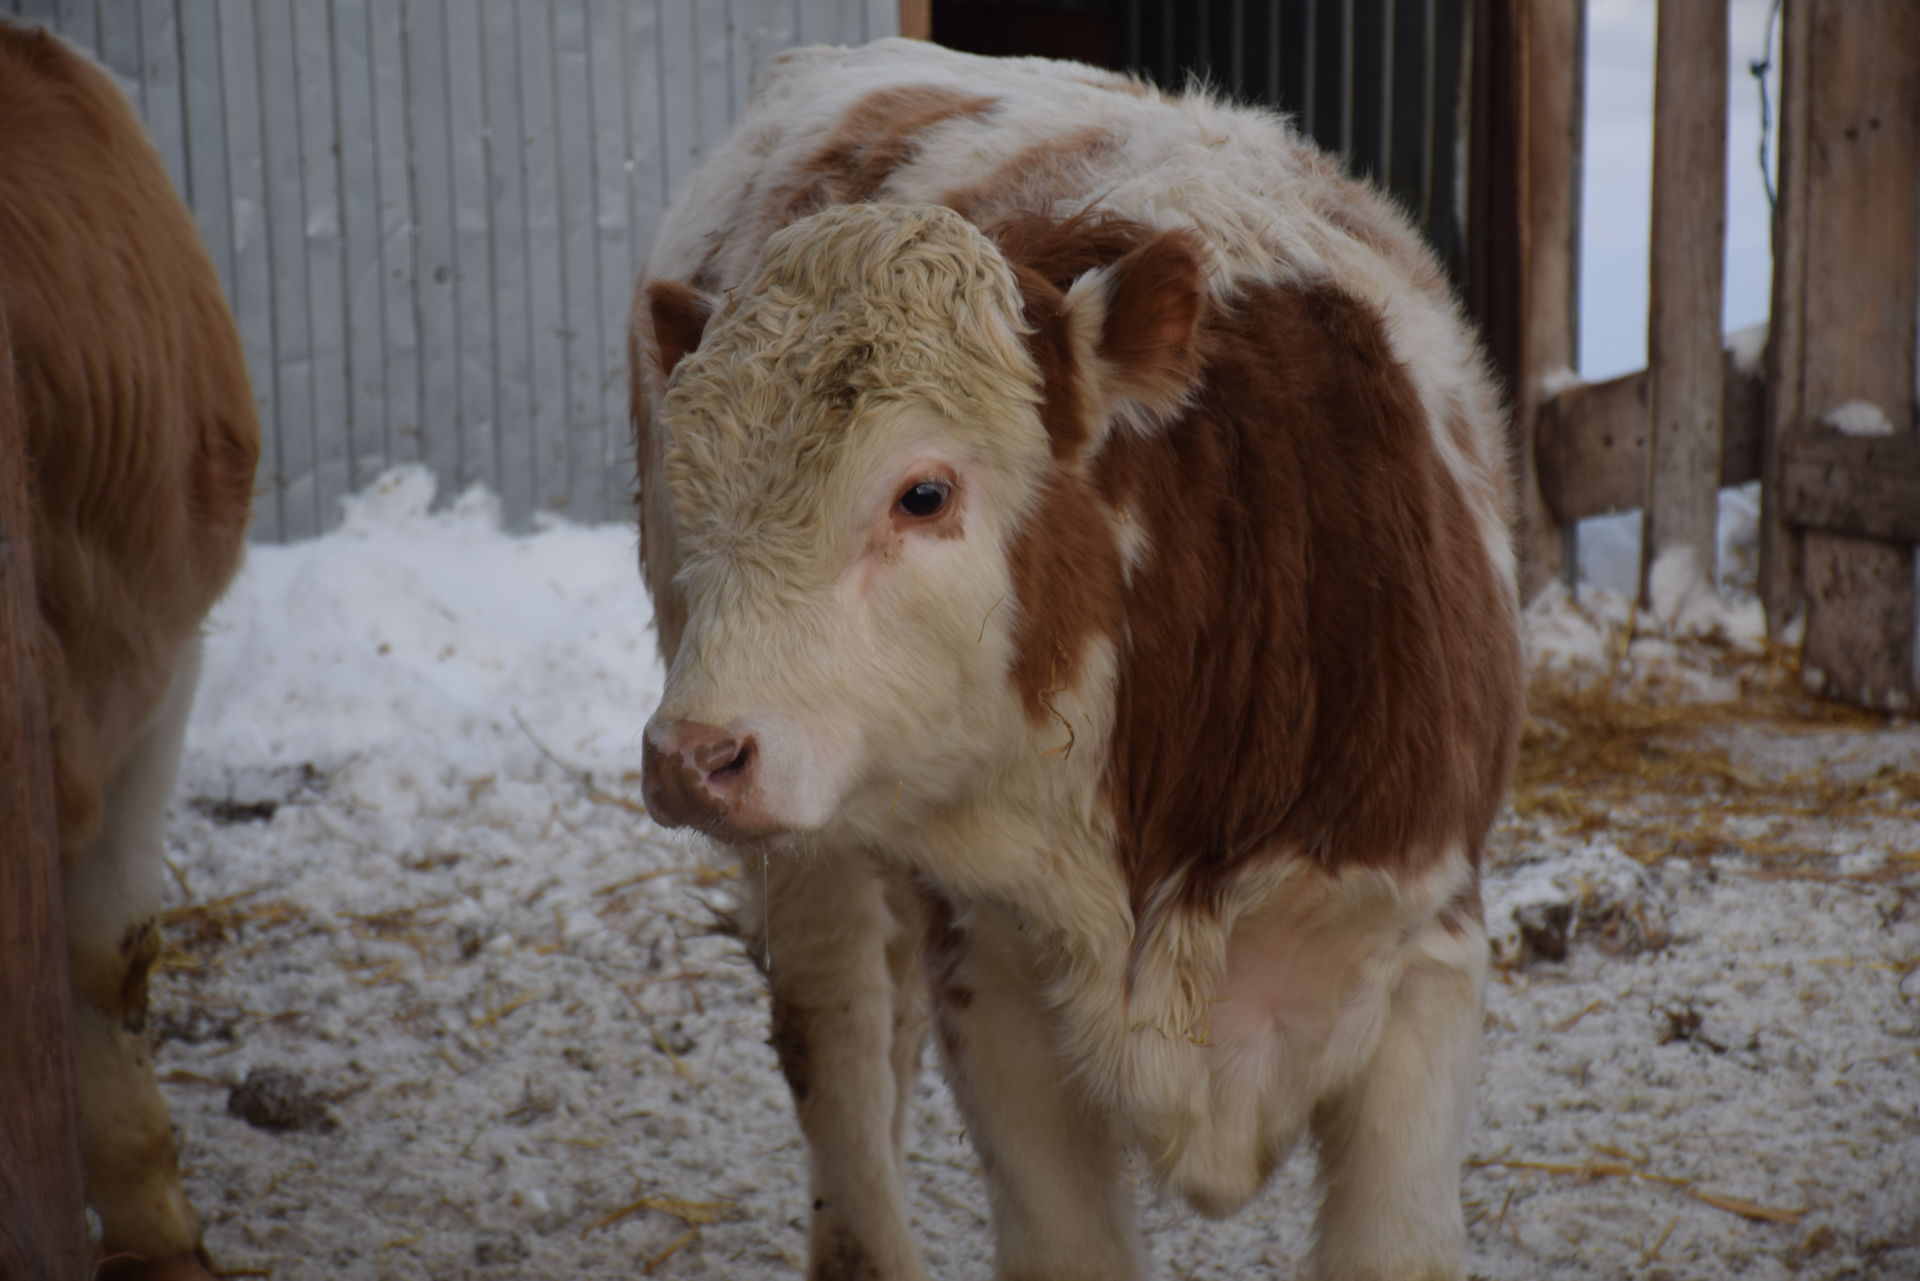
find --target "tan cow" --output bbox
[1,23,258,1279]
[634,40,1522,1281]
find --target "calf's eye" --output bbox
[898,480,950,518]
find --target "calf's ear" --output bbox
[646,280,716,381]
[1064,230,1206,422]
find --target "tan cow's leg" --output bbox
[739,845,930,1281]
[926,897,1145,1281]
[1306,922,1486,1281]
[63,641,209,1274]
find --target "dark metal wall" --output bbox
[934,1,1472,282]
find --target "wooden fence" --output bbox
[1503,0,1919,712]
[3,0,896,541]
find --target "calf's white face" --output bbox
[641,205,1055,844]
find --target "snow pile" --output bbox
[1821,400,1897,438]
[150,468,1920,1281]
[1729,322,1768,377]
[1486,841,1670,968]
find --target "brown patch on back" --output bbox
[1093,280,1523,907]
[940,125,1121,224]
[777,85,998,224]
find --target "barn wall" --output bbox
[4,0,896,540]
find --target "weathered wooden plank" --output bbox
[1760,0,1812,627]
[899,0,929,41]
[256,0,317,538]
[730,0,791,107]
[617,0,668,512]
[214,0,279,540]
[177,0,231,291]
[405,0,460,509]
[481,0,532,520]
[137,0,189,196]
[52,0,96,48]
[518,1,568,525]
[334,0,388,493]
[445,0,497,499]
[694,0,732,151]
[555,0,605,523]
[586,0,634,518]
[0,299,90,1281]
[93,0,140,101]
[1497,0,1580,598]
[1536,346,1765,522]
[1794,0,1918,712]
[294,0,351,525]
[369,0,422,470]
[1778,431,1920,545]
[1640,0,1728,604]
[658,0,700,197]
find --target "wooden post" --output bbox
[1782,0,1919,710]
[1759,0,1812,629]
[1471,0,1581,600]
[1522,0,1582,597]
[1641,0,1728,605]
[900,0,931,41]
[0,306,90,1275]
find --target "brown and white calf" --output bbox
[634,40,1522,1281]
[2,23,258,1278]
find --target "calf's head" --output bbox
[639,204,1203,845]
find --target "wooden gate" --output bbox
[1507,0,1919,712]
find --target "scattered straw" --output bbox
[471,989,540,1030]
[976,594,1005,644]
[586,1192,736,1235]
[1469,1154,1805,1225]
[646,1228,699,1274]
[652,1025,698,1085]
[1550,998,1606,1033]
[1642,1216,1681,1265]
[1514,663,1919,874]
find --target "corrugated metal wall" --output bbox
[1119,0,1470,282]
[3,0,896,540]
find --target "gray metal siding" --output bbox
[4,0,896,539]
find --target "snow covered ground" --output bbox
[153,468,1919,1281]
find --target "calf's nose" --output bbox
[642,719,762,834]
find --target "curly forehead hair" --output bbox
[660,204,1046,565]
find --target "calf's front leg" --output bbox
[738,845,929,1281]
[925,896,1145,1281]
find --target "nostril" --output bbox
[690,737,741,773]
[709,738,754,782]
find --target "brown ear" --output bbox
[1084,230,1206,414]
[646,279,716,380]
